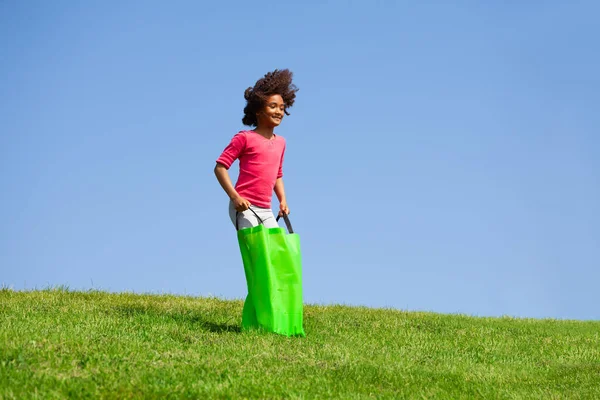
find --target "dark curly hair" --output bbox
[242,69,299,127]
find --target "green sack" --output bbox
[236,211,305,337]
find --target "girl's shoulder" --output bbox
[235,129,253,137]
[228,130,253,143]
[238,130,286,145]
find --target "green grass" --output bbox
[1,288,599,399]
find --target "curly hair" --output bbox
[242,69,299,127]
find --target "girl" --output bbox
[214,69,299,230]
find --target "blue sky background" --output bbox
[1,1,598,320]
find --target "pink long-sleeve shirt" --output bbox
[216,130,286,208]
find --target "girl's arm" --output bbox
[274,178,289,216]
[214,163,250,211]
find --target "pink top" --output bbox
[216,130,286,208]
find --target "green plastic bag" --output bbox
[236,211,305,337]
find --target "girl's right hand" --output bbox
[233,196,251,212]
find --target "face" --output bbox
[256,94,285,128]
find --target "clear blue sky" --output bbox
[1,1,598,320]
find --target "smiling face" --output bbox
[256,94,285,128]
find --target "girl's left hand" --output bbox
[279,201,290,217]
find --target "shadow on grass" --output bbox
[201,321,241,333]
[113,304,241,333]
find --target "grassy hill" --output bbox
[1,288,599,399]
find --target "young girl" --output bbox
[214,69,299,230]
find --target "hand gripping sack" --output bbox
[236,210,305,337]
